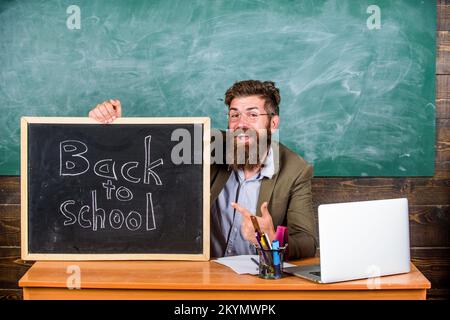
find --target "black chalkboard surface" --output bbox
[21,117,210,261]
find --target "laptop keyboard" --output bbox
[310,271,321,277]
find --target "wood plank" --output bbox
[0,289,22,300]
[437,118,450,143]
[437,31,450,74]
[18,259,430,291]
[15,285,447,300]
[0,177,20,204]
[409,206,449,247]
[22,287,427,300]
[438,2,450,32]
[427,288,449,300]
[433,166,450,179]
[312,177,450,206]
[436,99,450,119]
[435,118,450,178]
[0,247,31,289]
[12,251,448,300]
[436,119,450,178]
[411,247,450,290]
[437,74,450,99]
[0,205,20,247]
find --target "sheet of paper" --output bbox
[212,255,296,275]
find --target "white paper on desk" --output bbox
[213,255,296,275]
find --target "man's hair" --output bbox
[224,80,280,115]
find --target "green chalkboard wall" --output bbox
[0,0,436,176]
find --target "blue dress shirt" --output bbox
[210,148,275,257]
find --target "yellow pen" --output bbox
[250,216,272,250]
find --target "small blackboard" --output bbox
[21,117,210,261]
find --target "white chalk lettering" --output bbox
[59,135,165,185]
[102,180,116,200]
[91,190,105,231]
[78,205,92,228]
[121,161,141,183]
[125,211,142,231]
[94,159,117,180]
[143,135,163,185]
[60,140,90,176]
[109,209,125,229]
[60,200,77,226]
[59,191,156,232]
[116,186,133,201]
[146,192,156,231]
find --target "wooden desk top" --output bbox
[19,258,431,291]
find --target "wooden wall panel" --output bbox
[438,1,450,32]
[0,205,20,248]
[0,248,29,289]
[436,99,450,119]
[411,248,450,300]
[0,289,23,300]
[437,32,450,75]
[0,177,20,204]
[312,178,449,206]
[408,206,449,247]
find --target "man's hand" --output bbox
[231,201,276,245]
[88,99,122,123]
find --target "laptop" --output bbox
[283,198,411,283]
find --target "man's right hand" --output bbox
[88,99,122,123]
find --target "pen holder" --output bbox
[256,245,287,280]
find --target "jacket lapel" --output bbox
[255,174,278,217]
[256,141,281,217]
[210,165,232,206]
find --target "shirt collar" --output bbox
[260,146,275,179]
[234,146,276,181]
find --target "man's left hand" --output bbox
[231,201,276,245]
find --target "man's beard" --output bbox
[227,124,272,172]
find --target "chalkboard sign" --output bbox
[21,117,210,261]
[0,0,436,176]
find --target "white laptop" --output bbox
[283,198,411,283]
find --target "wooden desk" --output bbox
[19,258,431,300]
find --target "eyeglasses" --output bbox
[227,110,275,122]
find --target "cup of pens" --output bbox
[250,216,288,279]
[256,241,287,279]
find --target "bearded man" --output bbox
[88,80,317,259]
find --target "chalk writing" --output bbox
[59,135,161,232]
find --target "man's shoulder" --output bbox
[276,142,313,179]
[278,142,311,169]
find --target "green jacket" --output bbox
[210,141,318,259]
